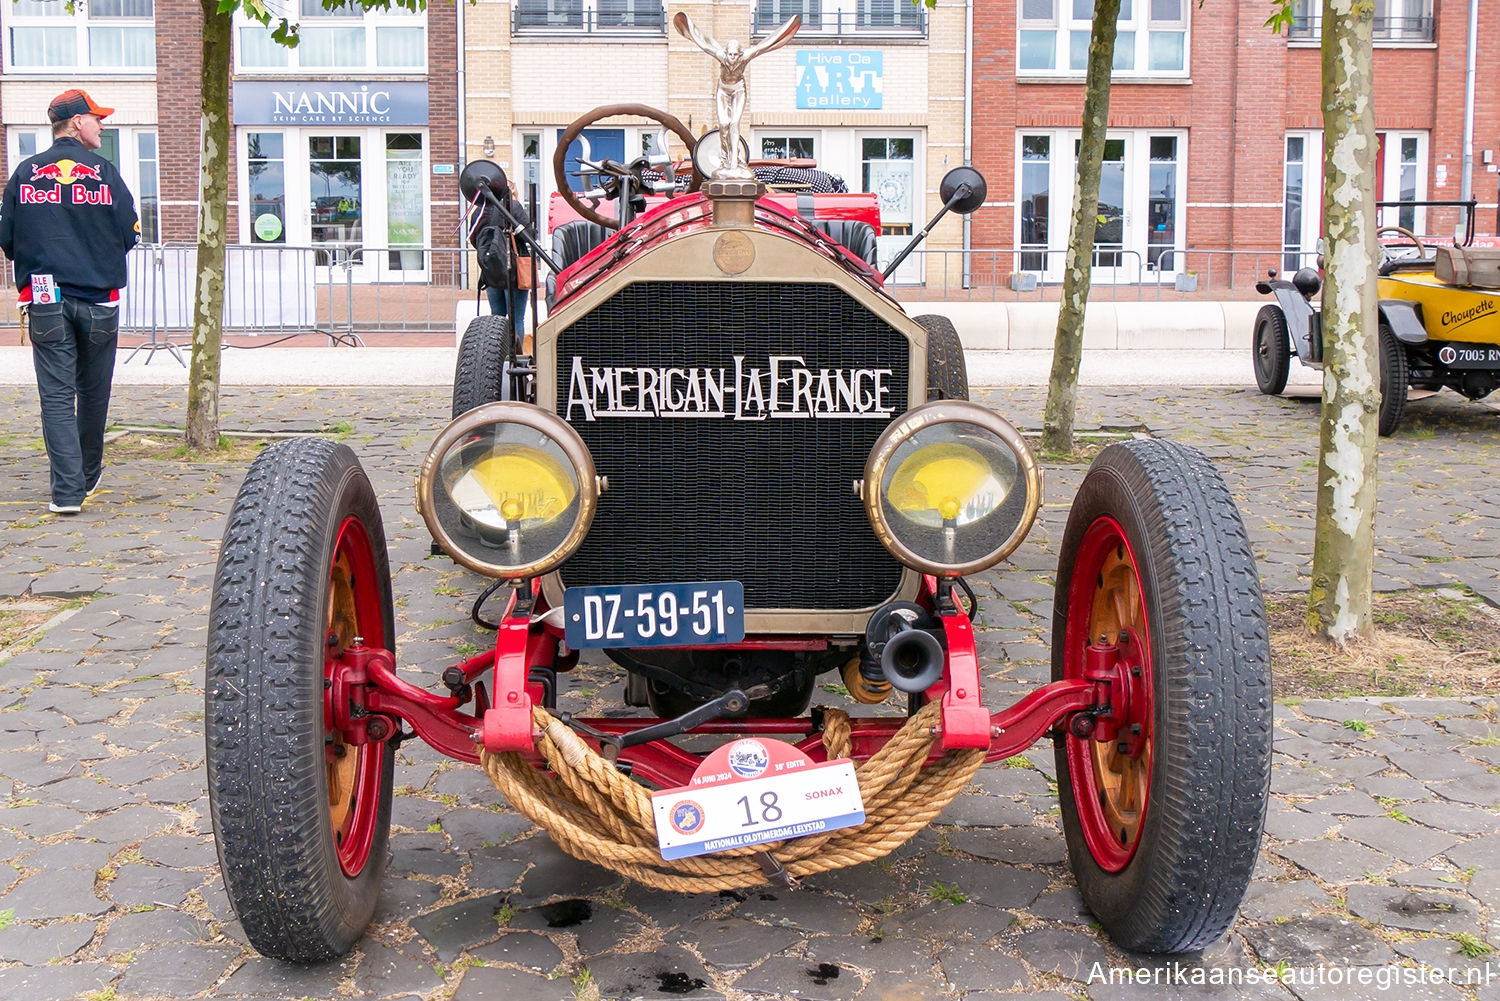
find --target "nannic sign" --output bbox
[233,81,429,126]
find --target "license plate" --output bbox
[1439,344,1500,368]
[563,580,745,649]
[652,758,864,860]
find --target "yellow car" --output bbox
[1253,204,1499,435]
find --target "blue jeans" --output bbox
[29,297,119,506]
[485,285,528,336]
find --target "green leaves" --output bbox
[1264,0,1296,33]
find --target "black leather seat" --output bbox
[546,220,612,308]
[812,220,880,268]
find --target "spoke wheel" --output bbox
[325,517,387,877]
[1252,304,1290,396]
[1378,322,1410,437]
[208,438,396,963]
[1062,517,1153,872]
[1052,439,1272,954]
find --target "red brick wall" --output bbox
[970,2,1491,255]
[429,0,459,284]
[156,0,211,243]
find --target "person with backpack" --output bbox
[467,180,531,343]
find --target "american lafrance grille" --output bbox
[555,281,910,611]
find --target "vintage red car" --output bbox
[206,29,1271,966]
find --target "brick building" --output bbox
[461,0,970,284]
[1,0,459,285]
[971,0,1499,285]
[3,0,1493,291]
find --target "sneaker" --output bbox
[86,475,102,497]
[49,502,81,515]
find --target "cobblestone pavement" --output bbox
[0,383,1498,1001]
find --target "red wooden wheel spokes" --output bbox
[1062,516,1154,872]
[325,516,386,878]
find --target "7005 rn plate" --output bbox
[563,580,746,649]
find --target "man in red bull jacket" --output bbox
[0,89,139,515]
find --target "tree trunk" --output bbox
[1307,0,1378,645]
[185,3,231,450]
[1041,0,1120,455]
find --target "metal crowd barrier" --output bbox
[886,247,1324,302]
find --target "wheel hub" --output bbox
[1063,518,1155,871]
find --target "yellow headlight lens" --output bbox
[864,401,1041,577]
[417,402,597,580]
[888,441,1015,528]
[448,447,578,532]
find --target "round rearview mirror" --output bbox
[939,167,987,215]
[459,160,508,204]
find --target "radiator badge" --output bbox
[566,355,894,421]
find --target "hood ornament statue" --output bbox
[673,11,801,181]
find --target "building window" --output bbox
[6,126,160,240]
[248,132,287,245]
[759,135,817,160]
[136,132,160,244]
[1289,0,1433,42]
[386,133,424,269]
[752,0,924,36]
[1018,0,1187,77]
[4,0,155,70]
[1019,134,1051,272]
[1378,131,1427,233]
[1283,134,1308,272]
[1017,128,1186,282]
[520,132,542,210]
[862,137,914,236]
[513,0,666,33]
[236,2,425,72]
[1146,135,1178,269]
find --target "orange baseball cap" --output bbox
[48,89,114,123]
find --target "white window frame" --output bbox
[1288,0,1434,45]
[512,0,666,35]
[1280,128,1429,255]
[752,133,819,161]
[233,3,426,74]
[856,129,923,283]
[1379,130,1428,235]
[1282,131,1320,272]
[751,0,925,38]
[235,125,432,282]
[1013,127,1188,284]
[518,124,671,234]
[2,0,156,73]
[1017,0,1189,79]
[6,125,162,241]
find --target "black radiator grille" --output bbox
[555,281,909,610]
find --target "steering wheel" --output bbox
[1376,225,1430,272]
[553,104,702,229]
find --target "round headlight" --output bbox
[417,402,597,580]
[863,401,1041,577]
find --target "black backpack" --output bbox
[471,206,511,290]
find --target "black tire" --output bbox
[1252,305,1291,395]
[1051,439,1271,954]
[1378,322,1410,437]
[453,314,514,418]
[207,438,396,963]
[916,314,968,401]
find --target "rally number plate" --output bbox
[652,758,864,860]
[563,580,745,649]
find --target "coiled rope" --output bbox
[479,699,985,892]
